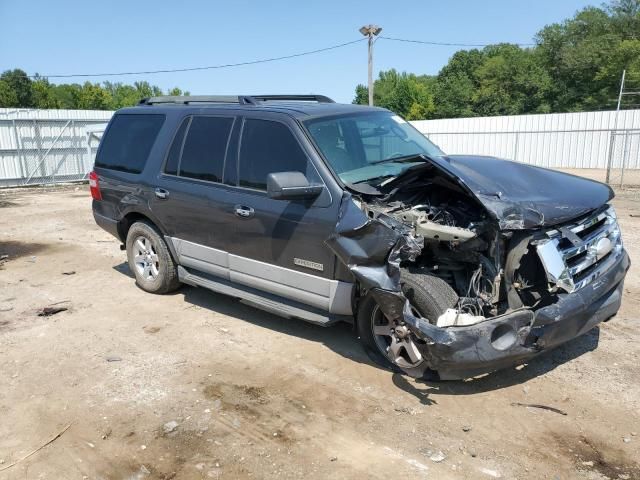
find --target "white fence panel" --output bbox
[0,108,112,187]
[411,110,640,170]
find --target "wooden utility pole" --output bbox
[359,25,382,106]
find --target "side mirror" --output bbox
[266,171,324,200]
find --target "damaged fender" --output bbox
[324,193,455,361]
[325,193,422,293]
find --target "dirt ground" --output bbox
[0,184,639,480]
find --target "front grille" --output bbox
[535,206,623,293]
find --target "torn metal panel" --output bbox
[504,232,533,310]
[325,193,422,292]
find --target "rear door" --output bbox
[150,114,238,252]
[93,113,165,224]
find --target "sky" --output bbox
[0,0,598,104]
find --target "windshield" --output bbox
[304,112,444,184]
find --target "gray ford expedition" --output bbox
[91,94,629,380]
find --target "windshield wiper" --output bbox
[370,153,428,166]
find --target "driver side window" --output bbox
[238,118,318,191]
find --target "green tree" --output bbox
[389,75,435,120]
[352,84,368,105]
[104,82,140,109]
[0,70,191,110]
[0,80,18,107]
[0,69,33,107]
[167,87,191,97]
[31,76,60,108]
[50,83,82,109]
[134,81,163,99]
[353,69,436,119]
[77,82,112,109]
[536,1,640,111]
[608,0,640,39]
[472,44,552,116]
[432,49,485,118]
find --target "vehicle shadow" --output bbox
[113,262,135,279]
[113,261,602,402]
[178,282,371,365]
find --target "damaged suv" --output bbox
[91,94,629,380]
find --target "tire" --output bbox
[357,270,458,379]
[126,220,180,294]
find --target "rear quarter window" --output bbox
[95,114,165,173]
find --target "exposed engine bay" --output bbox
[363,197,506,327]
[350,158,623,328]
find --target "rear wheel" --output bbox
[126,221,180,294]
[357,270,458,379]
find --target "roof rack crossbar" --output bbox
[244,94,335,104]
[139,95,247,105]
[138,94,335,106]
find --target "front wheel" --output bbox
[357,271,458,379]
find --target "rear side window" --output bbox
[164,117,190,176]
[179,116,234,183]
[95,114,164,173]
[238,119,310,190]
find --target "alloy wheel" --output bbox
[133,235,160,281]
[371,304,424,368]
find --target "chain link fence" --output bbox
[0,113,109,188]
[606,130,640,187]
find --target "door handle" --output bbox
[154,188,170,199]
[234,205,254,218]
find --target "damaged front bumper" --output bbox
[406,249,630,380]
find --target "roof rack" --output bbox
[138,94,335,106]
[139,95,246,105]
[246,94,335,104]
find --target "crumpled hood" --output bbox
[428,155,614,229]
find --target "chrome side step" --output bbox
[177,266,348,326]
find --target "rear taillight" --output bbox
[89,171,102,200]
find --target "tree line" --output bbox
[354,0,640,119]
[0,72,190,110]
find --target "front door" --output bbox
[222,116,350,314]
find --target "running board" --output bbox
[177,266,347,326]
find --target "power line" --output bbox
[29,38,366,79]
[25,33,538,80]
[379,35,535,48]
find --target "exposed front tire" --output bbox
[357,270,458,379]
[126,221,180,294]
